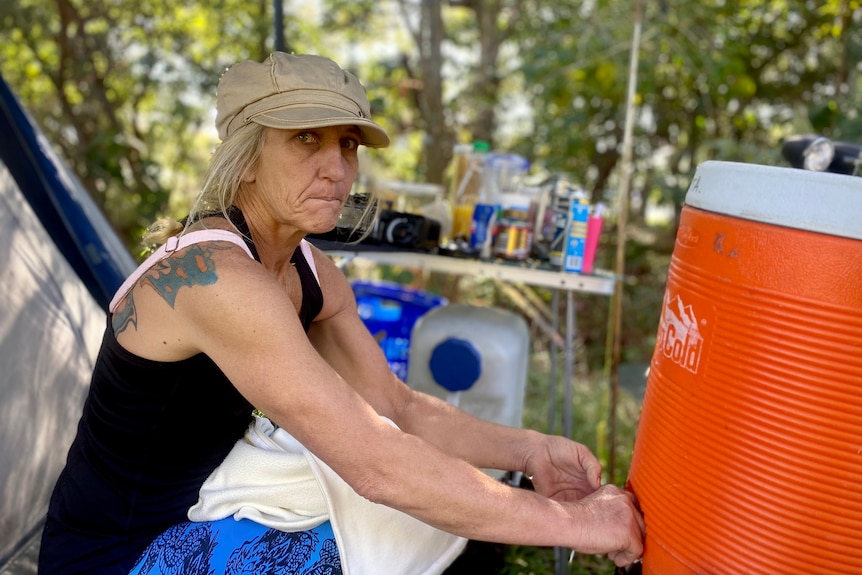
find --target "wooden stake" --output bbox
[608,0,644,484]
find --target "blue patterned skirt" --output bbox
[129,518,342,575]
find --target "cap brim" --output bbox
[251,107,390,148]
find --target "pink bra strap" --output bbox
[299,239,320,284]
[109,230,254,313]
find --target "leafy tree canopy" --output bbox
[2,0,860,245]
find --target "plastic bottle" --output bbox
[451,141,489,242]
[483,153,530,197]
[448,143,473,205]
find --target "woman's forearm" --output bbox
[349,418,578,547]
[344,416,638,559]
[393,387,543,474]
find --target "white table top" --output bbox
[325,248,616,295]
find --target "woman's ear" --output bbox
[241,166,256,183]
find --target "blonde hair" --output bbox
[143,121,379,247]
[143,123,267,245]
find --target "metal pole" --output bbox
[273,0,286,53]
[555,291,576,575]
[548,290,559,434]
[563,290,575,440]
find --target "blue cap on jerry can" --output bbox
[428,338,482,392]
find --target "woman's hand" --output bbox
[567,485,645,567]
[523,435,604,502]
[523,434,644,567]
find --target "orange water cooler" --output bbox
[628,161,862,574]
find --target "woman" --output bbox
[39,52,644,575]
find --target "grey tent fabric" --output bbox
[0,72,135,573]
[0,162,106,569]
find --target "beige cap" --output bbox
[216,52,390,147]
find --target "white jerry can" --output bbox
[406,304,530,432]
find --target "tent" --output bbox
[0,73,136,573]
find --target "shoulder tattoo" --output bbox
[140,243,229,308]
[111,291,137,335]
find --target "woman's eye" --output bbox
[296,132,316,144]
[341,137,359,150]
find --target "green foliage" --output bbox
[511,0,862,215]
[5,0,859,253]
[0,0,274,253]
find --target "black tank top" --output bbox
[39,209,324,575]
[225,206,323,331]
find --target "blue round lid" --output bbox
[428,338,482,392]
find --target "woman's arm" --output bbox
[303,249,642,560]
[150,242,642,564]
[305,250,606,500]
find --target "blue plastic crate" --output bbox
[352,280,447,380]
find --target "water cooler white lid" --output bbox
[685,161,862,240]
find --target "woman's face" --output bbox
[242,125,362,235]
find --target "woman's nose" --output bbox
[318,143,348,181]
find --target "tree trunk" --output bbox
[470,0,502,146]
[419,0,452,184]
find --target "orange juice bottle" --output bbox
[450,141,488,240]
